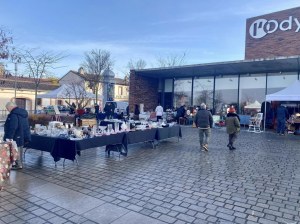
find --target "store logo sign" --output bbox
[249,16,300,39]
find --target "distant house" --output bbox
[0,64,59,111]
[60,67,129,108]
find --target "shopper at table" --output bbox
[276,103,289,135]
[194,103,213,152]
[104,102,115,119]
[94,103,100,114]
[225,107,240,150]
[155,103,164,121]
[3,101,31,169]
[134,104,140,120]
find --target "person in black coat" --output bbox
[4,102,31,169]
[276,104,289,135]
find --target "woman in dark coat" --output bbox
[225,107,240,150]
[4,102,31,169]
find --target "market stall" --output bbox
[265,80,300,132]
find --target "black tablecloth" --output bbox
[124,128,157,148]
[156,126,182,140]
[26,135,78,162]
[26,125,182,162]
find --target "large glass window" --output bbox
[193,77,214,109]
[239,73,266,115]
[173,78,192,108]
[267,72,298,94]
[215,75,238,115]
[164,79,173,92]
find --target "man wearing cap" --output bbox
[3,101,31,169]
[225,106,240,150]
[194,103,213,152]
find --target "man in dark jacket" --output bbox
[194,103,213,152]
[276,104,289,135]
[4,102,31,169]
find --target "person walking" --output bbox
[194,103,213,152]
[225,107,240,150]
[3,101,31,169]
[155,103,164,121]
[276,103,289,135]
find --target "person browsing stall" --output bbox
[155,103,164,121]
[3,102,31,169]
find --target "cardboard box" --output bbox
[80,119,97,127]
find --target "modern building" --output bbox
[129,7,300,115]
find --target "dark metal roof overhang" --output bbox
[134,56,300,79]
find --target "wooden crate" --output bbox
[80,119,97,127]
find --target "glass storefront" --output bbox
[173,78,192,109]
[162,71,299,115]
[266,72,298,94]
[215,75,238,115]
[239,73,266,115]
[193,77,214,109]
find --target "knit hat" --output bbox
[228,107,236,113]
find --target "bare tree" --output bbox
[0,28,13,60]
[127,59,147,70]
[19,48,64,113]
[64,82,93,110]
[82,49,113,103]
[156,51,187,67]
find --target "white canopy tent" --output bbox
[244,100,261,109]
[37,84,96,99]
[266,80,300,101]
[264,80,300,130]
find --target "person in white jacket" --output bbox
[155,103,164,121]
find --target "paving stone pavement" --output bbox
[1,126,300,224]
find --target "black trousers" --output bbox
[228,132,237,145]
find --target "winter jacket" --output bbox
[225,113,240,134]
[194,109,213,129]
[4,107,31,147]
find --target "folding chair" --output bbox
[248,113,263,133]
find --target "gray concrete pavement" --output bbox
[1,126,300,224]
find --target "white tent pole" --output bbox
[264,100,267,132]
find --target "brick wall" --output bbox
[245,7,300,59]
[128,70,159,113]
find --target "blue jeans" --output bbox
[198,128,211,146]
[277,119,285,134]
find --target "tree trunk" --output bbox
[95,85,99,104]
[34,87,38,114]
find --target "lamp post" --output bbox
[11,53,21,101]
[14,62,17,99]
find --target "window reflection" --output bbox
[193,77,214,109]
[174,78,192,109]
[267,72,297,94]
[215,76,238,116]
[239,73,266,115]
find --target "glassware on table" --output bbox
[114,122,119,132]
[107,124,113,133]
[99,126,106,134]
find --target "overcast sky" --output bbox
[1,0,299,78]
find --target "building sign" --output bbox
[245,7,300,60]
[249,16,300,39]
